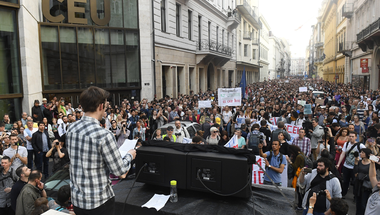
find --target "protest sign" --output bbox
[316,98,324,105]
[198,100,212,108]
[297,100,306,106]
[269,117,279,125]
[299,87,307,92]
[224,135,238,148]
[218,88,242,107]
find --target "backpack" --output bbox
[267,151,284,167]
[301,153,313,168]
[248,132,261,155]
[0,167,17,183]
[345,143,361,167]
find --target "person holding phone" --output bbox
[45,136,69,173]
[365,156,380,214]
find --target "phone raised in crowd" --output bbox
[304,168,312,174]
[370,155,379,163]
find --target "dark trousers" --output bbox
[27,150,34,169]
[356,189,371,215]
[35,151,49,178]
[342,166,355,196]
[296,188,303,208]
[0,206,15,215]
[74,197,115,215]
[263,180,281,186]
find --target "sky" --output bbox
[259,0,323,58]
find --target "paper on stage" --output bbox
[119,139,137,158]
[42,209,68,214]
[141,194,170,211]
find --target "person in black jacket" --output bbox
[42,103,53,125]
[31,100,43,122]
[31,122,51,179]
[259,120,272,152]
[201,118,212,139]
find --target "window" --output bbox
[176,4,181,37]
[198,16,201,49]
[227,32,229,47]
[239,42,241,56]
[222,29,224,46]
[208,21,211,43]
[188,10,192,40]
[244,44,248,56]
[216,26,219,44]
[161,0,166,32]
[252,49,256,59]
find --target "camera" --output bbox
[56,141,60,145]
[353,151,359,158]
[175,133,181,136]
[123,124,126,128]
[316,190,326,196]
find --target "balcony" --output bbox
[342,3,354,19]
[195,39,233,67]
[315,42,324,48]
[357,18,380,52]
[243,31,252,40]
[337,41,353,57]
[236,0,261,29]
[252,39,259,45]
[227,11,241,31]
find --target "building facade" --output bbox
[291,58,305,76]
[259,15,270,81]
[154,0,239,98]
[0,0,154,121]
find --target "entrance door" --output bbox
[207,63,214,90]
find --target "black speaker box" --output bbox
[135,146,187,189]
[186,151,252,198]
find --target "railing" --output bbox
[242,0,259,23]
[243,31,252,39]
[315,42,324,48]
[196,39,233,56]
[338,41,354,52]
[228,11,241,21]
[342,3,354,18]
[357,18,380,42]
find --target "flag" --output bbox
[240,67,246,99]
[224,135,239,148]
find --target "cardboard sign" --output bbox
[316,98,324,105]
[198,100,212,108]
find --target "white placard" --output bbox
[299,87,307,92]
[218,88,242,107]
[297,100,306,106]
[119,139,137,158]
[198,100,212,108]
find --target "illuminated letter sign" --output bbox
[42,0,111,26]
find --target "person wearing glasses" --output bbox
[173,120,189,143]
[162,126,176,142]
[206,127,220,145]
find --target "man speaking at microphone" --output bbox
[66,86,136,215]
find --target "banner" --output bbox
[297,100,306,106]
[218,88,242,107]
[299,87,307,92]
[269,117,279,125]
[252,155,288,187]
[198,100,212,108]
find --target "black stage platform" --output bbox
[114,179,296,215]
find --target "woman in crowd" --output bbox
[353,115,365,142]
[150,110,159,136]
[334,127,349,172]
[18,126,27,146]
[250,111,258,127]
[218,130,229,146]
[133,120,145,141]
[116,121,130,148]
[353,148,372,215]
[51,118,60,140]
[206,127,220,145]
[362,110,370,131]
[109,120,119,140]
[365,138,380,156]
[156,108,167,128]
[316,127,335,160]
[153,128,162,140]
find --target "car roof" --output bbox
[158,121,197,128]
[312,91,325,94]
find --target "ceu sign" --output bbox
[42,0,111,26]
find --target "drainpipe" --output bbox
[258,28,261,82]
[151,0,156,98]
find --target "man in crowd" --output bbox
[31,122,51,179]
[10,165,30,212]
[31,100,43,122]
[299,157,342,215]
[20,113,28,127]
[259,120,272,152]
[162,126,176,142]
[3,134,28,170]
[58,116,69,137]
[0,156,18,215]
[15,170,46,215]
[272,121,291,142]
[201,118,212,139]
[24,120,36,169]
[310,118,324,161]
[3,114,11,125]
[43,102,53,124]
[173,120,189,143]
[247,124,266,155]
[292,128,311,157]
[306,193,348,215]
[336,131,366,197]
[66,86,136,214]
[258,140,286,186]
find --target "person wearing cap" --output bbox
[42,98,47,108]
[31,100,43,123]
[162,126,176,142]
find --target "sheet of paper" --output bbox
[119,139,137,158]
[141,194,170,211]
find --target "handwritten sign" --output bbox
[297,100,306,106]
[316,98,324,105]
[299,87,307,92]
[198,100,212,108]
[218,88,242,107]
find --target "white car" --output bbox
[151,121,201,139]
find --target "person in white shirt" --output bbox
[3,134,28,170]
[24,120,37,169]
[58,116,69,137]
[173,120,189,143]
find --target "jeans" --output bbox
[356,188,371,215]
[27,150,34,169]
[35,151,49,178]
[226,121,231,137]
[342,166,354,196]
[302,209,325,215]
[74,197,115,215]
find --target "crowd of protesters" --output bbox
[1,77,380,214]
